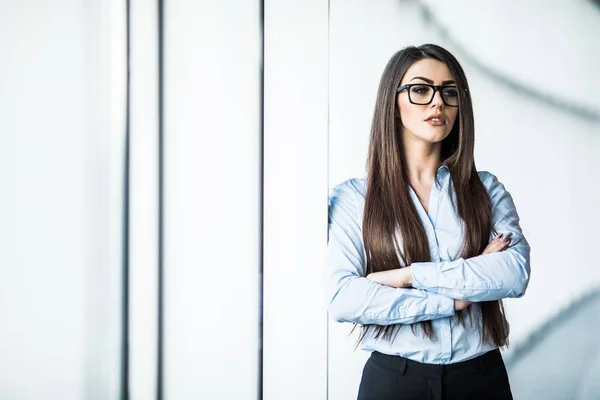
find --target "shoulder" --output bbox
[477,170,506,194]
[330,177,367,197]
[477,170,515,206]
[328,177,367,210]
[477,170,499,187]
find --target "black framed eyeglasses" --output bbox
[396,84,465,107]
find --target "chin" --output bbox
[403,126,451,144]
[415,131,449,144]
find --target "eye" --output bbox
[410,85,431,95]
[443,87,458,98]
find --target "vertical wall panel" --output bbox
[129,0,160,398]
[263,1,329,399]
[0,1,125,399]
[163,1,261,398]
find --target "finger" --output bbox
[488,238,506,248]
[492,234,511,247]
[497,239,510,248]
[483,241,508,254]
[496,233,513,244]
[486,238,502,248]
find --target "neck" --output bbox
[402,140,442,186]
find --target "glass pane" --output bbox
[162,1,261,398]
[0,1,126,398]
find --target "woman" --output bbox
[325,44,531,400]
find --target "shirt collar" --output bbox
[435,165,450,187]
[437,165,449,175]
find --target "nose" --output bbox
[430,88,444,108]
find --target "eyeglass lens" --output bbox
[409,85,459,106]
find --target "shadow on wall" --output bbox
[416,0,600,122]
[506,288,600,399]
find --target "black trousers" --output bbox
[357,349,513,400]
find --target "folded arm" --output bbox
[325,181,456,325]
[410,172,531,302]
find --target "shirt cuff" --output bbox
[427,292,455,317]
[411,261,442,291]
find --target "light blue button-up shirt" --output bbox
[325,166,531,364]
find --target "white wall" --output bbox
[327,0,600,398]
[162,1,261,398]
[129,0,160,398]
[0,1,125,399]
[263,1,329,399]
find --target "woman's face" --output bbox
[397,58,459,146]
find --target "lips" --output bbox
[425,114,445,123]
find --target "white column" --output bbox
[0,0,125,398]
[263,1,329,399]
[162,1,262,398]
[129,1,160,399]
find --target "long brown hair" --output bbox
[359,44,509,347]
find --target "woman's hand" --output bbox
[368,233,512,309]
[482,233,511,255]
[366,267,412,288]
[454,299,471,311]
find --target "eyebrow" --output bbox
[410,76,455,85]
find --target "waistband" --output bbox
[369,348,502,379]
